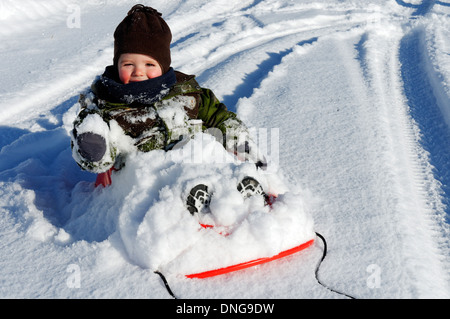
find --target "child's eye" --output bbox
[146,63,155,67]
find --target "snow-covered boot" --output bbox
[237,176,266,199]
[238,177,275,207]
[186,184,211,215]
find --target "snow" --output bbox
[1,0,449,299]
[108,134,315,276]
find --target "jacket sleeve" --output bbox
[71,93,117,173]
[197,88,267,169]
[197,88,240,131]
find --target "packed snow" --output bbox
[1,0,449,299]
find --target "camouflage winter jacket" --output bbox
[71,67,258,173]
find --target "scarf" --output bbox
[93,65,177,105]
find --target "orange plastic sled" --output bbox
[186,239,314,279]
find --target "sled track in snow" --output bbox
[395,0,450,17]
[392,1,450,283]
[219,37,319,111]
[399,27,450,226]
[396,0,450,259]
[170,3,387,113]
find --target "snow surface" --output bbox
[1,0,450,299]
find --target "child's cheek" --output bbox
[147,69,163,79]
[118,68,130,84]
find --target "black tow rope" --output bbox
[155,232,356,299]
[154,271,177,299]
[315,232,355,299]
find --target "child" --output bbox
[71,5,267,213]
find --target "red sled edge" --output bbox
[185,238,314,279]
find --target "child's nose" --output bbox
[133,66,144,76]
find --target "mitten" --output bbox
[76,132,107,162]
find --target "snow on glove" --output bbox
[76,132,107,162]
[71,112,116,173]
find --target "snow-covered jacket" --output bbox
[71,66,264,173]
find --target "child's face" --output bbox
[118,53,163,84]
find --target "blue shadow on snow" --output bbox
[399,28,450,224]
[220,37,318,112]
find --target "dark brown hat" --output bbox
[113,5,172,74]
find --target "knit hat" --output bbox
[113,5,172,74]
